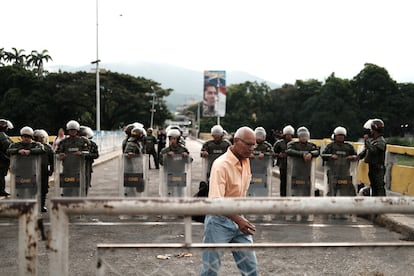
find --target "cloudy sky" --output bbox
[2,0,413,84]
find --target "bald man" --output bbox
[201,126,258,276]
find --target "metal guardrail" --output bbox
[48,197,414,275]
[0,200,38,276]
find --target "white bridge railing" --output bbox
[47,197,414,275]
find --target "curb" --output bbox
[374,214,414,240]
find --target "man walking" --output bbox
[201,126,258,276]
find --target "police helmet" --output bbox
[0,119,11,131]
[79,126,88,137]
[211,125,224,136]
[167,129,181,138]
[147,128,153,133]
[124,123,135,135]
[66,120,80,131]
[297,126,310,138]
[131,127,144,138]
[363,119,373,130]
[6,120,13,130]
[371,119,384,133]
[40,129,49,143]
[333,126,347,136]
[84,127,94,139]
[20,126,34,137]
[34,129,49,143]
[282,125,295,136]
[254,127,266,139]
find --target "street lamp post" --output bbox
[150,86,157,129]
[92,0,101,131]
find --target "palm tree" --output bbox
[4,48,26,67]
[0,48,6,66]
[27,49,53,76]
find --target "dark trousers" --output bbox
[279,168,287,197]
[0,165,8,192]
[368,164,386,196]
[147,150,159,169]
[40,168,49,208]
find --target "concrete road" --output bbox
[1,138,414,275]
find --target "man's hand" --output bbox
[230,215,256,235]
[18,149,31,156]
[303,152,312,162]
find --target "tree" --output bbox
[0,48,6,66]
[26,50,52,76]
[351,63,400,136]
[4,48,26,68]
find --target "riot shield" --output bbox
[286,156,316,197]
[247,155,272,197]
[120,154,148,197]
[160,154,191,197]
[55,153,87,197]
[324,154,357,197]
[200,154,220,183]
[9,155,41,204]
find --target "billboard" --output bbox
[203,70,226,117]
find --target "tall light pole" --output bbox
[91,0,101,131]
[150,86,157,129]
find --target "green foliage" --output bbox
[203,64,414,143]
[2,48,414,144]
[0,65,172,135]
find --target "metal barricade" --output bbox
[0,200,37,276]
[47,197,414,276]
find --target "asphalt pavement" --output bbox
[89,137,414,241]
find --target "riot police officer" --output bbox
[286,126,320,196]
[33,129,54,212]
[200,125,231,180]
[358,119,387,196]
[273,125,295,196]
[253,127,273,157]
[56,120,90,196]
[79,126,99,195]
[0,119,13,196]
[321,126,357,196]
[57,120,90,157]
[124,127,145,156]
[122,123,135,152]
[159,129,189,165]
[143,128,159,169]
[157,127,167,160]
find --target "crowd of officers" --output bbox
[124,117,386,199]
[0,119,99,212]
[198,119,386,198]
[0,117,386,210]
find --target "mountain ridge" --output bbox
[47,62,280,111]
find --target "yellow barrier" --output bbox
[391,165,414,195]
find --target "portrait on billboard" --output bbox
[203,70,226,117]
